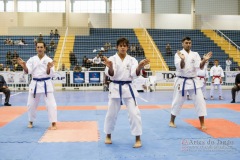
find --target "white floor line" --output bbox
[138,96,149,102]
[2,92,23,100]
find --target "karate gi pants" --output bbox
[210,84,222,97]
[104,97,142,136]
[27,92,57,123]
[201,83,207,98]
[171,88,207,117]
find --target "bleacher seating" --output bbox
[220,30,240,47]
[0,36,59,69]
[147,29,239,70]
[72,28,145,69]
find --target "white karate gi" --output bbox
[26,55,57,123]
[197,65,209,98]
[171,49,207,117]
[225,60,232,71]
[104,53,142,136]
[210,65,224,97]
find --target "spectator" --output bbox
[33,37,37,46]
[58,63,69,71]
[49,39,56,51]
[69,51,77,66]
[37,33,43,42]
[73,64,82,72]
[12,51,19,58]
[166,43,172,56]
[0,64,4,71]
[15,64,23,71]
[230,71,240,103]
[11,56,18,67]
[93,54,101,65]
[0,74,12,106]
[103,74,111,91]
[4,65,10,71]
[18,39,25,45]
[225,57,232,71]
[50,30,54,38]
[54,28,60,39]
[6,51,12,65]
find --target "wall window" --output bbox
[39,1,65,12]
[18,1,37,12]
[73,0,106,13]
[0,0,4,12]
[6,0,14,12]
[112,0,141,13]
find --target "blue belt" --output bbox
[178,76,196,97]
[112,80,136,106]
[33,77,51,98]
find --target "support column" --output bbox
[65,0,70,27]
[151,0,155,29]
[191,0,196,29]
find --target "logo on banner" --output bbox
[18,73,27,83]
[52,72,66,83]
[73,72,85,83]
[7,73,15,83]
[89,72,100,83]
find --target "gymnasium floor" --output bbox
[0,90,239,160]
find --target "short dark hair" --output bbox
[182,37,191,42]
[36,41,46,48]
[214,59,219,62]
[117,37,129,47]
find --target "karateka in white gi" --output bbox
[169,37,212,130]
[103,37,149,148]
[17,42,57,130]
[197,58,209,100]
[225,58,232,71]
[210,59,224,100]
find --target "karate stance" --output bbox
[17,42,57,129]
[197,58,209,100]
[225,58,232,71]
[103,37,149,148]
[210,59,224,100]
[169,37,212,130]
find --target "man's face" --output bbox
[117,43,128,55]
[214,60,219,66]
[36,43,46,55]
[182,40,192,52]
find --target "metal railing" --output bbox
[56,27,69,71]
[206,22,240,57]
[142,28,168,71]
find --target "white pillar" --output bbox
[191,0,196,29]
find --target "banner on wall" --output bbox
[89,72,100,83]
[225,71,240,83]
[73,72,85,83]
[155,71,176,83]
[0,72,29,84]
[52,71,66,84]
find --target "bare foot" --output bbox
[201,125,207,130]
[28,122,33,128]
[105,134,112,144]
[133,140,142,148]
[50,122,57,130]
[169,121,176,128]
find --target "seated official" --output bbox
[231,72,240,103]
[0,75,11,106]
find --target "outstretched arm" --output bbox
[103,56,114,76]
[47,61,54,75]
[200,52,212,69]
[177,51,185,69]
[136,59,150,76]
[17,57,28,73]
